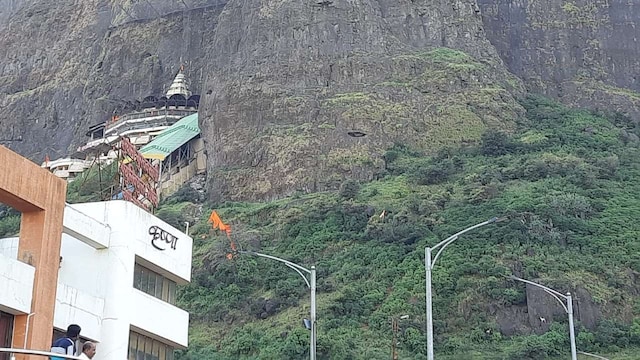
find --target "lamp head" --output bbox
[302,318,312,330]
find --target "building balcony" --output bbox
[0,239,35,314]
[44,158,92,171]
[129,290,189,348]
[104,108,197,137]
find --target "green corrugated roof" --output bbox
[140,113,200,160]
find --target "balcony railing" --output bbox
[105,108,196,135]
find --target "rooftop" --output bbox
[139,113,200,160]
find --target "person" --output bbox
[79,342,96,359]
[51,324,81,360]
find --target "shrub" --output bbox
[411,158,462,185]
[339,179,360,200]
[481,129,513,156]
[595,320,630,349]
[155,203,188,229]
[630,318,640,345]
[506,323,566,359]
[165,184,204,204]
[0,215,20,237]
[548,193,594,219]
[66,163,118,203]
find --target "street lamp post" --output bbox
[508,275,577,360]
[239,250,317,360]
[391,315,410,360]
[425,217,501,360]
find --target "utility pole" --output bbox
[391,317,398,360]
[391,315,409,360]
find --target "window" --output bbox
[0,312,13,360]
[52,328,91,356]
[133,263,177,305]
[128,331,174,360]
[52,328,65,342]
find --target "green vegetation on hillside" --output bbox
[4,96,640,359]
[158,96,640,359]
[66,162,119,203]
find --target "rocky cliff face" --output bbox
[1,0,523,201]
[0,0,223,159]
[199,0,523,200]
[2,0,639,201]
[477,0,640,117]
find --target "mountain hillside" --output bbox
[2,1,640,359]
[156,97,640,359]
[3,96,639,358]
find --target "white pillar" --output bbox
[97,232,135,360]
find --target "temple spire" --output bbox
[166,65,191,98]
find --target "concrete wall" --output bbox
[193,138,206,174]
[63,205,110,249]
[0,237,18,259]
[0,253,34,315]
[159,138,207,198]
[0,238,33,315]
[159,160,199,200]
[53,283,105,342]
[71,201,192,282]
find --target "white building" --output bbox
[0,200,193,360]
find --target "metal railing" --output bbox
[0,348,84,360]
[104,109,196,135]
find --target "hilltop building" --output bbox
[139,113,205,198]
[41,68,204,200]
[76,67,199,160]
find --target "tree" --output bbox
[481,129,512,156]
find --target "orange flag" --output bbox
[209,210,237,255]
[209,210,231,235]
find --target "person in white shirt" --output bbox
[79,342,96,359]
